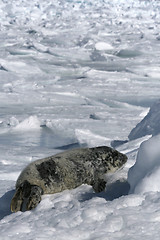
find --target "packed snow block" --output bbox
[128,99,160,140]
[14,116,41,131]
[128,134,160,194]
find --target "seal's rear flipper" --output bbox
[11,181,43,212]
[26,185,43,210]
[10,187,23,212]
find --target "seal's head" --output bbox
[92,146,127,173]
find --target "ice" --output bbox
[0,0,160,239]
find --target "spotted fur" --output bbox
[11,146,127,212]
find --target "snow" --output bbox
[75,129,110,147]
[1,0,160,239]
[95,42,113,51]
[13,115,41,131]
[128,99,160,140]
[128,134,160,194]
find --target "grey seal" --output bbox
[11,146,127,212]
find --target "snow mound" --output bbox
[128,134,160,194]
[75,129,110,147]
[95,42,113,51]
[13,116,41,131]
[128,99,160,140]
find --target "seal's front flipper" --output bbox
[26,185,43,210]
[92,179,106,193]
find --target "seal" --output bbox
[11,146,127,212]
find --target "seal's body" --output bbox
[11,146,127,212]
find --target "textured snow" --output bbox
[1,0,160,239]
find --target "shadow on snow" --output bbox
[79,180,130,202]
[0,180,130,220]
[0,190,15,220]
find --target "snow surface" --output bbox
[128,99,160,140]
[128,134,160,194]
[1,0,160,239]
